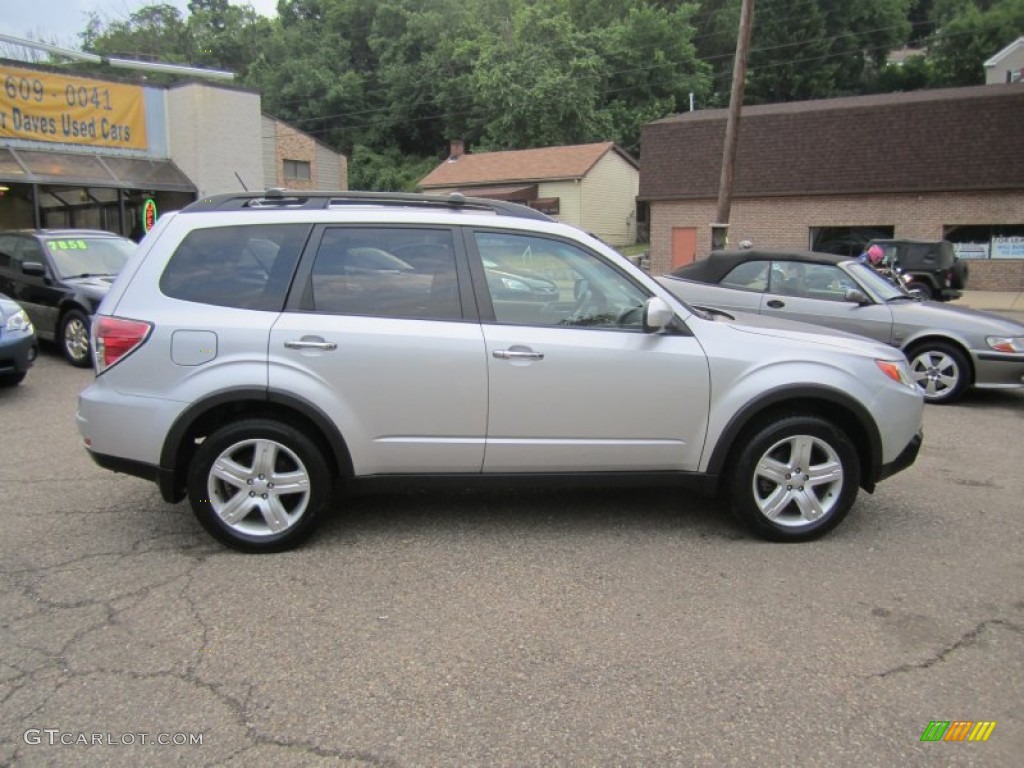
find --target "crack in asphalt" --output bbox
[3,547,397,767]
[874,618,1023,677]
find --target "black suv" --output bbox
[0,230,136,366]
[867,239,968,302]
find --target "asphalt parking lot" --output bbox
[1,343,1022,767]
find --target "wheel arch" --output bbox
[705,385,882,494]
[158,387,353,502]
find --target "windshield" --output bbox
[44,236,136,278]
[847,262,908,301]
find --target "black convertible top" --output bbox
[668,249,851,282]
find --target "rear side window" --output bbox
[160,224,308,310]
[305,227,461,320]
[721,260,769,290]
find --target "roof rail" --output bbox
[181,190,554,221]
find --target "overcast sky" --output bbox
[1,0,280,50]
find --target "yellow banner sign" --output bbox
[0,65,147,150]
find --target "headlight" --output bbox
[986,336,1024,353]
[3,308,32,333]
[876,359,916,390]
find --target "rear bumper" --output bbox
[85,450,184,503]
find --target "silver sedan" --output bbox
[657,249,1024,404]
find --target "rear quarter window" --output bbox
[159,224,309,310]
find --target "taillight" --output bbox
[94,316,152,373]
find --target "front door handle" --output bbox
[284,339,338,351]
[493,348,544,361]
[766,300,785,308]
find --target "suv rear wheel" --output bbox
[187,419,332,552]
[729,415,860,542]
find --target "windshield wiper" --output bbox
[885,294,920,303]
[63,272,113,279]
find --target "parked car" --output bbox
[481,257,560,301]
[0,229,136,366]
[658,249,1024,404]
[867,239,968,301]
[0,291,37,386]
[77,191,922,552]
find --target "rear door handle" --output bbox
[493,348,544,361]
[766,300,785,308]
[284,339,337,351]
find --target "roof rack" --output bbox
[181,189,554,221]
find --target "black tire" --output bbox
[187,419,332,552]
[0,371,26,387]
[904,281,932,300]
[60,309,92,367]
[906,341,970,404]
[729,415,860,542]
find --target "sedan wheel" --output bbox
[730,415,859,541]
[187,419,331,552]
[61,309,92,367]
[907,342,969,404]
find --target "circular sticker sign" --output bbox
[142,198,158,232]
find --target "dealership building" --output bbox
[0,59,347,237]
[639,83,1024,290]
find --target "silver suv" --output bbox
[76,191,923,551]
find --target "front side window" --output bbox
[160,224,308,310]
[796,263,859,301]
[307,228,461,320]
[474,232,648,329]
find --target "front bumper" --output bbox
[0,333,38,376]
[972,351,1024,391]
[877,428,923,483]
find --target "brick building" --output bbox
[639,84,1024,290]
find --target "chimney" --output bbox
[448,139,464,161]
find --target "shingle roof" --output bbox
[639,84,1024,200]
[418,142,636,189]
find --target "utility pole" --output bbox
[711,0,756,251]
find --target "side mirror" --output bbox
[844,288,870,305]
[22,262,46,277]
[643,297,674,333]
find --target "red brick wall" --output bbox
[649,190,1024,291]
[274,121,317,191]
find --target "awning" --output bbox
[0,146,195,192]
[455,184,538,201]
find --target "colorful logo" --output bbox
[920,721,996,742]
[142,198,158,233]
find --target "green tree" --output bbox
[928,0,1024,85]
[746,0,835,103]
[80,4,189,62]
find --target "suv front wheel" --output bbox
[61,309,92,367]
[187,419,332,552]
[729,415,860,542]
